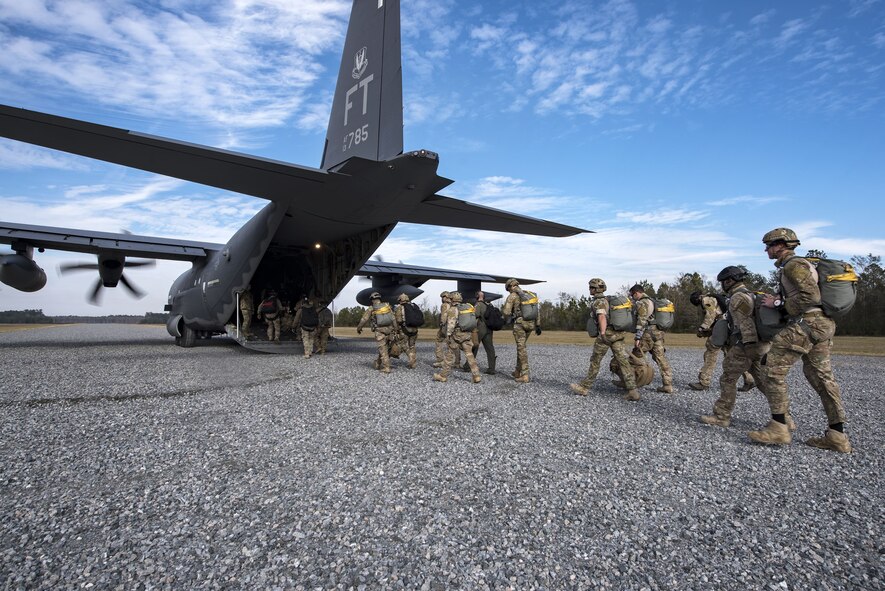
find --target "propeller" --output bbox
[59,255,155,305]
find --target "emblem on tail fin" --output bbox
[352,47,368,79]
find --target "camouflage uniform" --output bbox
[316,304,333,354]
[293,299,317,358]
[502,282,535,382]
[471,297,496,374]
[357,296,398,373]
[394,295,418,369]
[752,248,847,445]
[633,294,673,392]
[257,294,283,342]
[433,293,459,368]
[434,294,481,383]
[237,287,254,339]
[693,294,755,390]
[700,282,771,426]
[572,294,638,398]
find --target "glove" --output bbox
[535,326,542,336]
[356,327,362,334]
[696,328,711,338]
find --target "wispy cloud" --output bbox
[615,208,709,225]
[0,140,91,171]
[707,195,788,207]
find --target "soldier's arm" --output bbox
[700,297,718,330]
[445,309,457,337]
[782,259,821,317]
[731,293,759,344]
[356,308,371,331]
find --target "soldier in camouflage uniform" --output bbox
[394,293,418,369]
[688,291,755,392]
[293,297,317,358]
[237,284,254,340]
[748,228,851,453]
[433,292,459,368]
[356,292,398,374]
[699,267,795,429]
[256,289,283,343]
[630,285,673,393]
[502,278,537,383]
[433,292,481,383]
[315,301,333,355]
[569,278,641,401]
[469,290,496,375]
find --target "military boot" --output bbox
[700,414,730,427]
[611,378,626,389]
[738,378,756,392]
[511,370,521,378]
[514,374,529,383]
[373,359,381,370]
[688,382,708,391]
[623,389,641,401]
[432,373,447,382]
[806,429,852,453]
[748,420,791,446]
[380,366,391,374]
[432,361,443,368]
[656,385,674,394]
[472,374,482,384]
[484,369,496,375]
[786,414,797,432]
[569,383,589,396]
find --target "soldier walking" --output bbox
[256,289,283,343]
[433,292,481,383]
[394,293,420,369]
[237,284,254,340]
[315,301,333,354]
[630,284,673,393]
[688,291,755,392]
[569,278,641,401]
[749,228,851,452]
[502,278,538,383]
[356,292,398,374]
[433,291,459,368]
[294,297,318,358]
[468,290,497,375]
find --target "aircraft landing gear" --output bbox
[175,325,196,348]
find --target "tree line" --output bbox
[335,253,884,337]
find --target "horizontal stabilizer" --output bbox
[402,194,589,238]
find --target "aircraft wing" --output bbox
[0,105,330,200]
[0,221,221,261]
[401,194,589,238]
[357,260,542,286]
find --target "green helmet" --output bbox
[397,293,410,303]
[449,291,462,303]
[588,278,606,292]
[762,227,800,247]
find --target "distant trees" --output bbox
[0,309,53,323]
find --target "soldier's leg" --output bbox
[514,324,530,380]
[697,339,721,386]
[802,337,845,425]
[460,337,481,380]
[748,326,807,445]
[302,330,313,357]
[573,339,610,392]
[434,328,446,366]
[481,332,496,373]
[650,331,673,389]
[439,338,459,379]
[406,334,417,368]
[376,332,391,372]
[240,308,252,337]
[610,338,639,400]
[511,325,524,377]
[705,347,749,424]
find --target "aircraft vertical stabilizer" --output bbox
[321,0,403,170]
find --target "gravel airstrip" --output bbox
[1,324,882,590]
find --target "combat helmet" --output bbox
[369,291,382,300]
[504,278,519,290]
[689,291,703,306]
[716,266,746,283]
[440,291,450,299]
[588,278,606,292]
[762,227,800,248]
[397,293,410,303]
[449,291,463,303]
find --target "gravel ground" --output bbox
[1,325,882,591]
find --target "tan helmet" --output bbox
[369,292,382,300]
[505,278,519,290]
[449,291,463,303]
[588,278,606,292]
[440,291,450,299]
[762,227,800,247]
[397,293,410,303]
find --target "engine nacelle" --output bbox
[356,284,423,306]
[0,254,47,292]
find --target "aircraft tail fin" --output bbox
[321,0,403,170]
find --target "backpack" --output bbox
[712,293,729,315]
[456,303,477,331]
[259,297,278,315]
[518,290,539,321]
[402,302,425,328]
[710,317,729,347]
[608,295,634,332]
[300,306,318,329]
[372,302,394,328]
[483,304,505,331]
[653,298,675,329]
[728,289,787,343]
[806,257,859,318]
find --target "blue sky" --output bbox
[1,0,884,315]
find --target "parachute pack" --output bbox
[372,302,394,327]
[300,306,318,329]
[457,303,477,331]
[805,257,859,318]
[258,297,278,315]
[484,304,506,331]
[402,302,425,328]
[518,290,539,321]
[586,295,633,337]
[653,298,675,329]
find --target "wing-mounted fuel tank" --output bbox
[0,242,47,292]
[166,201,287,338]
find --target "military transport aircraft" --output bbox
[0,0,586,350]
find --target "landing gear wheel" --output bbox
[175,325,196,348]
